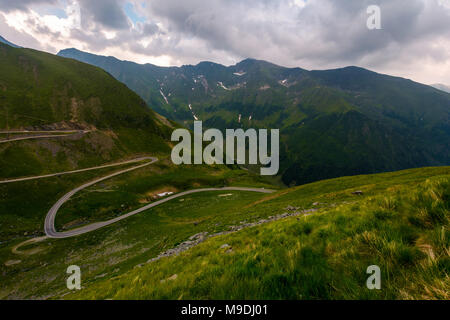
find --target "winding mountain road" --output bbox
[45,184,274,238]
[2,129,275,239]
[4,129,275,248]
[0,130,90,144]
[42,157,274,238]
[0,156,154,184]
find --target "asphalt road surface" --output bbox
[0,130,90,144]
[0,156,153,184]
[1,131,275,240]
[43,155,274,239]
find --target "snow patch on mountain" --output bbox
[188,104,199,120]
[218,81,230,91]
[160,90,169,104]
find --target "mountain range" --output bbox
[0,41,276,299]
[58,48,450,185]
[0,37,448,301]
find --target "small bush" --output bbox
[373,209,391,220]
[396,246,423,266]
[301,223,313,235]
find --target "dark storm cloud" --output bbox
[142,22,160,36]
[1,0,449,83]
[78,0,129,30]
[141,0,450,68]
[0,0,57,12]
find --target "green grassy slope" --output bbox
[0,43,281,299]
[66,167,449,300]
[0,44,164,130]
[0,162,277,299]
[0,43,174,178]
[57,49,450,186]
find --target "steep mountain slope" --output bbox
[0,44,279,299]
[57,48,450,185]
[0,43,174,178]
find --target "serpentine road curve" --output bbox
[43,156,275,239]
[3,131,275,244]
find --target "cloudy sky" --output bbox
[1,0,449,85]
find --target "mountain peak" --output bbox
[58,48,104,58]
[239,57,258,63]
[0,35,21,48]
[313,65,374,74]
[431,83,450,93]
[58,47,123,64]
[236,58,279,68]
[195,61,225,68]
[58,47,82,54]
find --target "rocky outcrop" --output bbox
[144,207,318,266]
